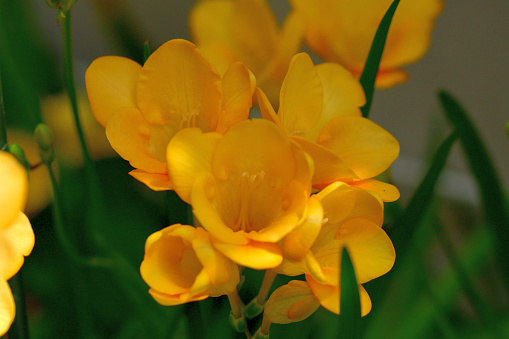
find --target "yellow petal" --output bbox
[318,116,399,179]
[3,212,34,258]
[282,196,323,261]
[149,288,209,306]
[211,119,299,190]
[264,280,320,324]
[216,62,254,134]
[129,170,172,191]
[106,107,167,175]
[136,39,222,131]
[230,0,279,74]
[213,240,282,269]
[167,129,222,204]
[0,152,27,229]
[0,233,22,281]
[0,280,15,336]
[306,275,372,316]
[279,53,322,137]
[291,136,358,187]
[277,12,304,74]
[257,88,283,130]
[85,56,141,127]
[350,179,400,202]
[375,69,409,89]
[190,0,235,47]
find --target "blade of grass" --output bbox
[439,90,509,286]
[359,0,400,118]
[390,131,458,258]
[338,247,361,338]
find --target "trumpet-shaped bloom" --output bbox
[290,0,444,88]
[258,52,400,201]
[86,39,255,190]
[0,151,35,336]
[167,119,314,269]
[190,0,302,105]
[140,224,239,305]
[274,181,395,317]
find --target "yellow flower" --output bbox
[273,181,395,318]
[166,119,314,269]
[258,52,400,201]
[41,91,117,167]
[140,224,239,305]
[85,39,255,190]
[290,0,444,88]
[190,0,302,106]
[0,151,35,336]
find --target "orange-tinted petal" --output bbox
[375,69,409,89]
[257,88,283,130]
[148,288,209,306]
[279,53,322,137]
[106,107,167,174]
[0,279,15,336]
[282,196,323,261]
[85,56,141,127]
[318,116,399,179]
[291,136,357,187]
[213,240,282,269]
[216,62,254,134]
[264,280,320,324]
[306,275,372,316]
[190,0,235,47]
[0,152,27,229]
[129,170,172,191]
[167,128,222,204]
[136,39,222,132]
[350,179,400,202]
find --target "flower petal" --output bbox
[0,279,15,336]
[350,179,400,202]
[318,116,399,179]
[0,152,27,229]
[279,53,323,137]
[128,170,172,191]
[148,288,209,307]
[167,128,222,204]
[257,88,283,130]
[212,240,282,269]
[291,136,358,187]
[264,280,320,324]
[306,275,372,316]
[136,39,223,131]
[3,212,34,258]
[85,56,141,127]
[106,107,167,175]
[216,62,254,134]
[190,0,235,47]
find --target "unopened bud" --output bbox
[34,124,55,165]
[7,143,30,172]
[252,328,270,339]
[44,0,60,9]
[229,311,247,333]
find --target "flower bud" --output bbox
[34,124,55,165]
[7,143,30,172]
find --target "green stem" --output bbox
[7,271,29,339]
[0,69,7,150]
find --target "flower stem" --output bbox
[0,69,7,150]
[7,271,29,339]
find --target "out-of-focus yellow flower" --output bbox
[7,130,53,217]
[41,91,117,167]
[272,181,394,320]
[190,0,302,106]
[86,39,255,190]
[0,151,35,336]
[140,224,239,305]
[167,119,314,269]
[258,52,400,201]
[290,0,443,88]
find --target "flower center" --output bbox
[179,109,200,130]
[234,171,266,232]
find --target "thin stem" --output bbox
[0,69,7,150]
[7,271,29,339]
[228,290,243,319]
[256,270,277,304]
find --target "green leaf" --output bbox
[389,131,458,258]
[360,0,400,118]
[338,247,361,339]
[143,40,151,64]
[438,90,509,285]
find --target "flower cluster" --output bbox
[86,36,399,335]
[0,151,35,336]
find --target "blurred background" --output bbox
[1,0,508,338]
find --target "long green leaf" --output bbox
[390,131,458,258]
[338,247,361,339]
[360,0,400,118]
[439,90,509,285]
